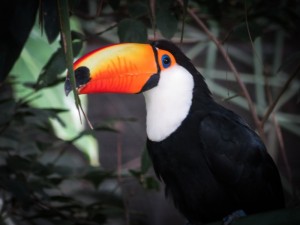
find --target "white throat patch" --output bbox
[143,64,194,142]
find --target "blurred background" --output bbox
[0,0,300,224]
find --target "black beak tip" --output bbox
[64,66,91,97]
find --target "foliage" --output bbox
[0,83,157,224]
[1,1,158,224]
[1,0,300,225]
[0,86,120,224]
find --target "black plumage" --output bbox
[147,40,285,224]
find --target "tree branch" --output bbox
[261,63,300,126]
[176,0,262,135]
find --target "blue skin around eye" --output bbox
[162,55,171,68]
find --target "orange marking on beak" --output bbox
[73,43,158,94]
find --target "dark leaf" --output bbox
[156,8,178,39]
[141,147,152,174]
[108,0,121,11]
[0,1,38,82]
[85,189,124,207]
[41,0,60,43]
[0,98,16,125]
[118,18,148,43]
[142,176,160,191]
[29,178,54,190]
[277,51,300,73]
[17,107,67,128]
[232,22,263,41]
[6,155,32,172]
[35,41,83,90]
[71,30,86,42]
[19,142,40,155]
[81,168,112,188]
[24,77,65,90]
[31,161,53,176]
[129,169,142,178]
[47,177,64,185]
[50,195,76,203]
[51,165,74,176]
[129,169,160,191]
[43,218,74,225]
[89,212,107,223]
[0,136,19,150]
[100,206,124,218]
[156,0,174,9]
[128,2,149,18]
[2,177,32,205]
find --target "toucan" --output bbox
[65,40,285,224]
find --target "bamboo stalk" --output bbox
[57,0,93,129]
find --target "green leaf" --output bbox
[118,18,148,43]
[35,41,83,90]
[17,107,67,128]
[11,22,99,166]
[141,147,152,174]
[156,8,178,39]
[142,176,160,191]
[129,169,142,178]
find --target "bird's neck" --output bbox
[143,65,194,142]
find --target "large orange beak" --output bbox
[65,43,160,95]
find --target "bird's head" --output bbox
[65,40,211,141]
[65,41,177,95]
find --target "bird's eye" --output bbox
[161,54,171,68]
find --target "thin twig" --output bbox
[180,0,188,44]
[261,63,300,126]
[265,79,292,186]
[244,2,263,66]
[116,134,130,225]
[150,0,157,40]
[176,0,262,134]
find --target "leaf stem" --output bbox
[57,0,80,109]
[57,0,93,129]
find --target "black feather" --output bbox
[147,40,284,224]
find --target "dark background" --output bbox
[1,0,300,224]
